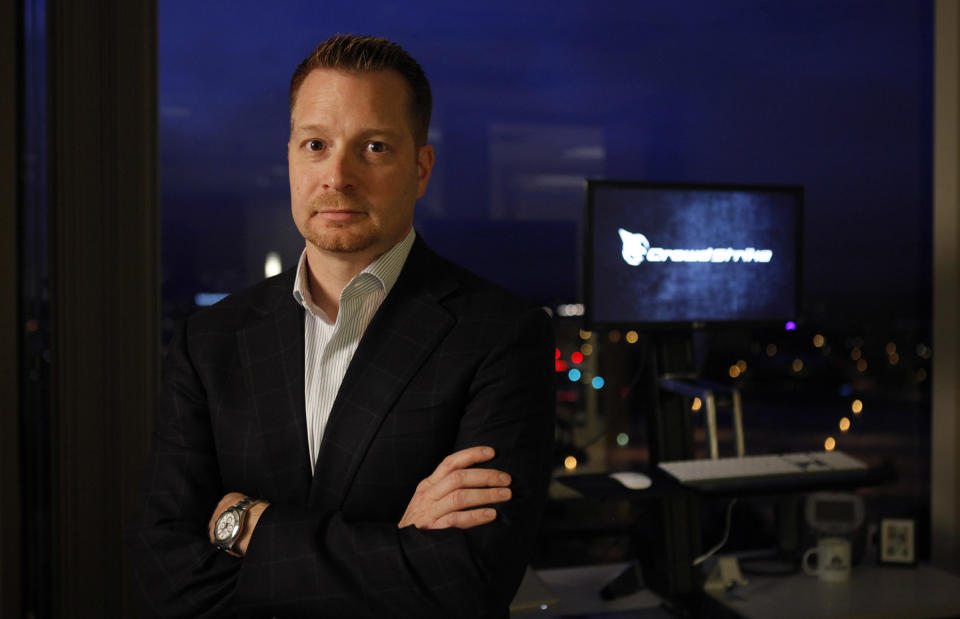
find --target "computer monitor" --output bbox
[584,180,803,329]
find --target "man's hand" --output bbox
[208,492,270,556]
[398,446,512,530]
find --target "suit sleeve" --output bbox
[125,321,244,618]
[235,306,556,619]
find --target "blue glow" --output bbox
[568,369,582,382]
[194,292,229,306]
[592,376,605,389]
[785,321,797,331]
[839,383,853,397]
[158,3,933,319]
[540,604,548,610]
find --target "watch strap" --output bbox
[232,496,257,513]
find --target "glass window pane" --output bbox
[160,0,933,558]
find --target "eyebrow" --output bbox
[291,124,404,141]
[291,123,328,135]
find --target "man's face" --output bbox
[288,69,433,262]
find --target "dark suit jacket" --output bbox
[126,237,556,619]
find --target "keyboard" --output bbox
[657,451,869,492]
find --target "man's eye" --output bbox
[366,141,388,153]
[306,140,324,152]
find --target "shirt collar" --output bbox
[293,228,416,316]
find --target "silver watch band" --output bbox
[232,496,257,513]
[216,496,261,555]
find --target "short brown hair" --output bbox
[289,34,432,146]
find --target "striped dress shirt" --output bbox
[292,229,415,474]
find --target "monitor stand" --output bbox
[602,332,707,606]
[659,377,745,459]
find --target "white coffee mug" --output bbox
[802,536,852,582]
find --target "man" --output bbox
[126,35,555,618]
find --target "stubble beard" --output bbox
[299,194,378,254]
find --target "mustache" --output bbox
[309,194,368,212]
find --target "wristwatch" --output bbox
[213,496,260,557]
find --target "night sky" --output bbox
[159,0,932,321]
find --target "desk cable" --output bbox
[692,498,738,567]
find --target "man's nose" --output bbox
[321,150,356,192]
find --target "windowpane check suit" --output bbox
[126,237,556,618]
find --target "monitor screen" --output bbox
[585,180,802,328]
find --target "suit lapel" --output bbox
[310,240,457,510]
[237,270,312,507]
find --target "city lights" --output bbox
[556,303,585,317]
[264,251,282,278]
[544,308,927,486]
[194,293,228,307]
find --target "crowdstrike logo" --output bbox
[617,228,773,266]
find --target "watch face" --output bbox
[215,511,238,542]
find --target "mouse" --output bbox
[609,471,652,490]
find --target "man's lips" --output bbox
[316,209,366,222]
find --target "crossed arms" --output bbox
[211,445,513,559]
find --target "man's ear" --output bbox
[416,144,435,198]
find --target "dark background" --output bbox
[159,0,932,323]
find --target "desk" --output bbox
[512,561,960,618]
[511,562,673,618]
[707,563,960,618]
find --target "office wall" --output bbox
[933,0,960,574]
